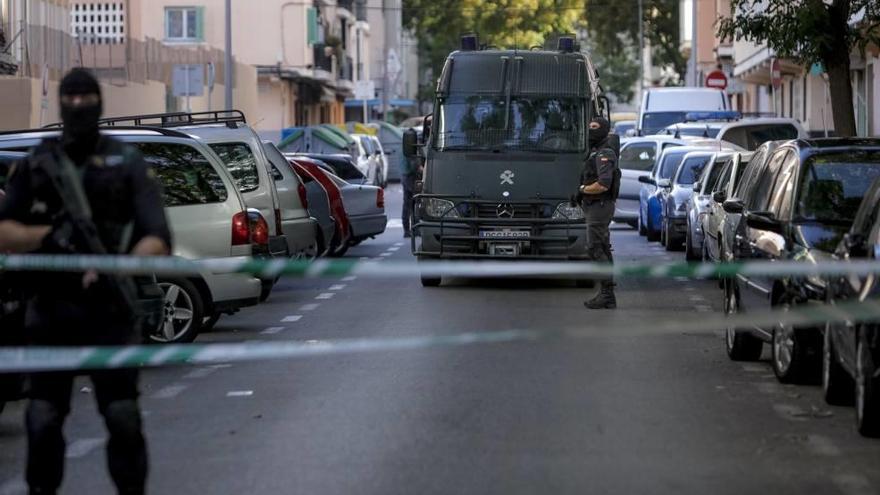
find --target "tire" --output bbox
[823,325,855,406]
[856,327,880,437]
[420,273,441,287]
[150,278,204,344]
[646,211,660,242]
[638,209,647,236]
[724,280,763,361]
[660,219,667,246]
[665,219,682,251]
[259,279,274,302]
[685,227,700,261]
[771,304,821,384]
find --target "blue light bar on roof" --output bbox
[557,36,576,53]
[461,33,479,51]
[684,111,742,122]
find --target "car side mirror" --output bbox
[656,178,672,188]
[402,129,418,158]
[638,175,655,185]
[745,211,782,233]
[712,191,727,204]
[722,199,744,214]
[692,182,701,192]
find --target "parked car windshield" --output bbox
[135,142,228,206]
[642,112,688,135]
[658,150,688,179]
[208,143,260,193]
[676,155,712,185]
[436,95,586,152]
[796,150,880,224]
[619,142,656,171]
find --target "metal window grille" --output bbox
[71,2,125,45]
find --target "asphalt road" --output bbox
[2,184,880,494]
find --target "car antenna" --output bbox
[674,125,681,139]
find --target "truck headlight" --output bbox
[553,202,584,220]
[422,198,459,218]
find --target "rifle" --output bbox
[35,144,146,320]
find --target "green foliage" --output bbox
[716,0,879,67]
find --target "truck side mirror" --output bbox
[402,128,418,158]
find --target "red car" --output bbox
[289,158,352,257]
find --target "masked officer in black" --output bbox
[578,117,620,309]
[0,68,171,495]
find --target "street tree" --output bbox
[717,0,880,137]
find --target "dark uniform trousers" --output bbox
[583,198,615,288]
[26,301,147,494]
[402,173,417,235]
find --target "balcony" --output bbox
[338,56,353,81]
[313,44,333,73]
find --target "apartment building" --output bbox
[0,0,257,130]
[681,0,879,136]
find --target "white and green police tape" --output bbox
[3,254,880,280]
[2,298,879,373]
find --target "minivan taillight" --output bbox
[248,211,270,246]
[297,183,309,209]
[231,211,250,246]
[376,188,385,208]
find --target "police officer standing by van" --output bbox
[0,68,171,495]
[579,117,620,309]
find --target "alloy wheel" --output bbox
[724,282,737,353]
[157,282,195,342]
[773,312,796,376]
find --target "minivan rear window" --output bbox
[135,142,228,207]
[209,143,260,193]
[722,124,799,151]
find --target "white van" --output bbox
[638,87,729,136]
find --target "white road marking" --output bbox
[281,315,302,322]
[674,276,689,282]
[182,366,222,379]
[689,295,705,303]
[328,284,347,291]
[0,479,26,495]
[359,256,371,261]
[65,437,105,458]
[380,252,393,257]
[387,219,403,228]
[695,305,713,313]
[226,390,254,397]
[804,434,841,457]
[305,340,324,345]
[260,326,285,335]
[300,303,320,311]
[394,242,404,247]
[150,384,189,400]
[342,276,357,282]
[387,246,400,252]
[315,293,335,300]
[683,286,696,292]
[741,363,767,373]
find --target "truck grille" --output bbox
[475,203,543,219]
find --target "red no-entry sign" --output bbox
[705,70,728,90]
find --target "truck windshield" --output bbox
[435,95,585,153]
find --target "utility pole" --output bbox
[224,0,233,110]
[689,0,698,86]
[381,0,389,122]
[637,0,644,103]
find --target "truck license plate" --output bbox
[479,230,531,239]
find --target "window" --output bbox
[209,143,261,193]
[619,142,656,172]
[748,149,788,211]
[702,158,726,192]
[658,151,687,179]
[676,155,711,185]
[768,153,799,219]
[735,149,767,201]
[165,7,203,42]
[134,143,227,207]
[712,161,733,194]
[71,2,125,45]
[720,124,799,151]
[796,150,880,224]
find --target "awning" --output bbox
[344,98,417,108]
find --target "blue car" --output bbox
[639,146,708,242]
[660,151,714,250]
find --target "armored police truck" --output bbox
[406,35,609,287]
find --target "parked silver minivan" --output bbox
[261,140,319,259]
[0,128,265,342]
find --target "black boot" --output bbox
[584,285,616,309]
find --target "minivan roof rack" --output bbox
[1,126,192,139]
[45,110,247,130]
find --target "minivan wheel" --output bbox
[151,279,204,344]
[724,281,762,361]
[685,227,699,261]
[856,328,880,437]
[823,325,855,405]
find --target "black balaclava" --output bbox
[588,117,611,149]
[59,68,102,164]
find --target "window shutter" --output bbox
[307,8,318,45]
[195,6,205,41]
